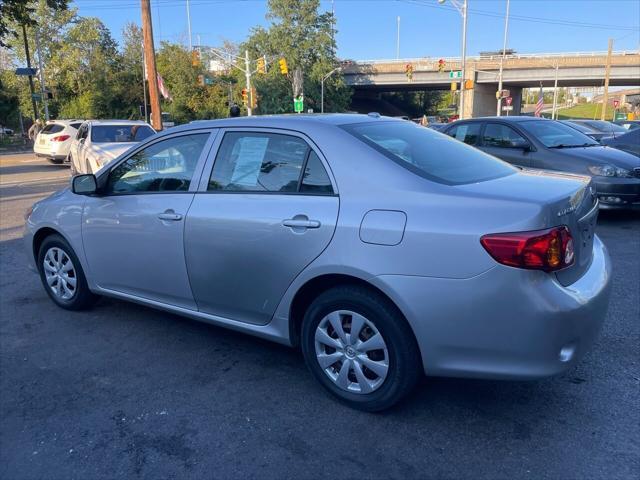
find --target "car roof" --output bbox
[86,120,151,126]
[449,116,550,124]
[155,113,404,137]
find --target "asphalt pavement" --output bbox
[1,153,638,479]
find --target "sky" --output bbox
[71,0,640,59]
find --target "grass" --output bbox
[551,103,616,120]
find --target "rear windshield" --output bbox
[342,121,516,185]
[41,124,64,134]
[581,120,627,133]
[91,124,155,143]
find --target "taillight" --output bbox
[51,135,70,142]
[480,226,574,272]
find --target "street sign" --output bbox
[614,112,626,120]
[448,71,462,79]
[502,105,514,111]
[31,93,41,101]
[505,96,513,106]
[293,95,304,113]
[15,67,38,76]
[613,99,620,108]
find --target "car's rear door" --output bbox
[184,128,339,325]
[81,129,216,308]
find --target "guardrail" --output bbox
[350,51,639,65]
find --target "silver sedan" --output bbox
[24,114,612,411]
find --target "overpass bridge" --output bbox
[342,51,640,117]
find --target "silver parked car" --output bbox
[24,114,612,411]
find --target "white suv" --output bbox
[34,120,83,164]
[69,120,156,174]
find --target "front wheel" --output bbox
[301,285,421,411]
[38,234,98,310]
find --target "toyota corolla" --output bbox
[24,114,612,411]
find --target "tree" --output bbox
[0,0,68,48]
[241,0,350,114]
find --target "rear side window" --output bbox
[300,151,333,194]
[343,121,515,185]
[445,123,480,145]
[209,132,312,193]
[41,124,64,134]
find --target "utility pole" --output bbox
[496,0,510,116]
[601,38,613,121]
[396,16,400,59]
[35,29,49,121]
[459,0,468,119]
[21,24,38,121]
[141,45,148,123]
[551,62,559,119]
[186,0,192,51]
[141,0,162,131]
[245,49,252,116]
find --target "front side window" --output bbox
[343,121,515,185]
[446,123,481,145]
[208,132,312,193]
[91,124,155,143]
[107,133,209,194]
[482,123,528,148]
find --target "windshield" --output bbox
[519,120,598,148]
[91,124,155,143]
[342,121,516,185]
[581,120,627,133]
[562,121,596,134]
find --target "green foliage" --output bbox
[0,0,68,48]
[241,0,351,114]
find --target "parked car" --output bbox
[69,120,155,174]
[601,128,640,157]
[560,120,613,143]
[1,126,15,136]
[442,117,640,209]
[563,119,627,139]
[614,119,640,131]
[34,120,83,164]
[25,114,612,411]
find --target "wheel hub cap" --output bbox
[43,247,77,301]
[314,310,389,394]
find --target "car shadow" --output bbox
[0,163,69,176]
[597,207,640,225]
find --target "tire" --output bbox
[301,285,421,412]
[37,234,98,310]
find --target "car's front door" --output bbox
[82,130,215,308]
[184,129,339,325]
[479,122,533,167]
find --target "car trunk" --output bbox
[456,169,598,286]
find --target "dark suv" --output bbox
[441,116,640,209]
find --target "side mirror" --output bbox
[72,174,97,195]
[510,138,531,150]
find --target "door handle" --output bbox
[158,211,183,221]
[283,218,321,229]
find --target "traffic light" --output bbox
[241,88,248,105]
[451,82,457,91]
[197,74,205,86]
[257,56,266,74]
[464,79,474,90]
[405,63,413,82]
[250,87,257,109]
[191,50,200,67]
[438,58,445,73]
[278,58,288,75]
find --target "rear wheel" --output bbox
[37,234,98,310]
[301,285,421,411]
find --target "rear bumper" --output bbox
[593,176,640,208]
[372,235,612,380]
[35,153,68,163]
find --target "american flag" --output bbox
[534,86,544,117]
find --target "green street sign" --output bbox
[293,96,304,113]
[614,112,627,120]
[31,93,41,101]
[449,71,462,79]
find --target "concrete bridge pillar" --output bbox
[466,76,522,117]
